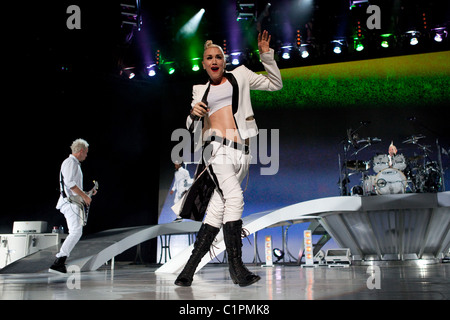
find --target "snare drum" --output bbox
[373,154,389,173]
[375,168,407,195]
[392,154,406,171]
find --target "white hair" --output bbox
[70,138,89,153]
[203,40,226,62]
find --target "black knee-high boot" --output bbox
[175,223,220,287]
[223,220,260,287]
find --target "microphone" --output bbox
[191,103,208,121]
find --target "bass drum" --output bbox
[375,168,407,195]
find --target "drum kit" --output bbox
[340,133,444,196]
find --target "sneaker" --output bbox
[48,256,67,274]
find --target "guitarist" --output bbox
[49,138,97,274]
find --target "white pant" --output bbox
[203,141,251,228]
[56,202,83,258]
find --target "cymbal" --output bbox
[346,160,370,171]
[403,134,425,144]
[417,144,432,153]
[408,155,424,162]
[357,137,382,145]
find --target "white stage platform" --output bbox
[1,192,449,276]
[156,192,450,274]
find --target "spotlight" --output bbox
[176,8,205,39]
[161,61,176,75]
[406,30,420,46]
[353,38,365,51]
[432,27,448,43]
[349,0,369,10]
[299,44,310,58]
[147,64,157,77]
[331,39,347,54]
[281,45,292,60]
[380,34,395,49]
[230,52,242,65]
[273,248,285,263]
[120,66,136,79]
[191,58,201,72]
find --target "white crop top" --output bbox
[207,80,233,116]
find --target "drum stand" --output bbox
[339,125,381,197]
[403,135,445,193]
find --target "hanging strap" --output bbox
[60,172,67,199]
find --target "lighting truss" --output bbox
[120,1,142,30]
[237,1,256,21]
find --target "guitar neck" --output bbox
[86,181,99,198]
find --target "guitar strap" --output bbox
[60,172,68,199]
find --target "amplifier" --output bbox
[13,221,48,234]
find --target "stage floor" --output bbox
[1,262,449,300]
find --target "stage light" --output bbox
[304,230,314,265]
[380,34,394,49]
[281,45,292,60]
[147,64,157,77]
[349,0,369,10]
[299,44,310,58]
[230,52,242,65]
[406,31,420,46]
[161,61,176,75]
[191,58,201,72]
[177,8,205,39]
[120,66,136,79]
[273,248,285,262]
[296,30,301,47]
[331,40,347,54]
[432,27,448,43]
[354,38,365,51]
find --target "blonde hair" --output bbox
[71,138,89,153]
[203,40,226,62]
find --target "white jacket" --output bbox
[186,48,283,140]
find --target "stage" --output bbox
[1,262,449,301]
[1,192,449,303]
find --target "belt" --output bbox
[209,136,249,154]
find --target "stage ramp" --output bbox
[2,192,448,275]
[0,221,201,274]
[156,192,450,274]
